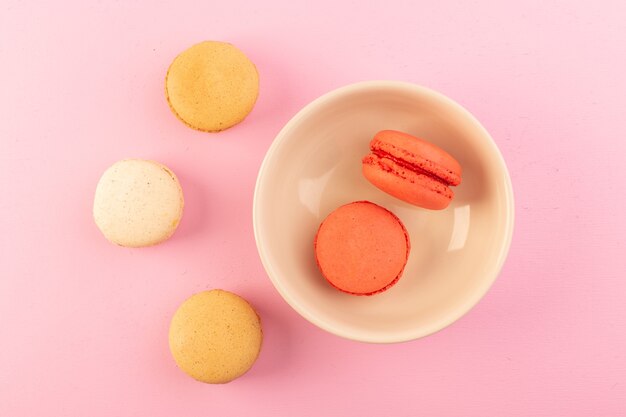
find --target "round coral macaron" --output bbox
[314,201,410,296]
[168,290,263,384]
[165,41,259,132]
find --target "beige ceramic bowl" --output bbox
[253,81,514,343]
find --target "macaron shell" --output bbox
[168,290,263,384]
[370,130,462,186]
[165,41,259,132]
[93,159,185,247]
[363,154,453,210]
[314,201,410,295]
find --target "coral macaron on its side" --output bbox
[362,130,462,210]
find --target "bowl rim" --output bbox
[253,80,515,343]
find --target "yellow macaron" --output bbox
[168,289,263,384]
[165,41,259,132]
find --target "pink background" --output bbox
[1,0,625,415]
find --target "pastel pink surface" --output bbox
[1,1,625,417]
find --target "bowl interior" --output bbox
[254,82,513,343]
